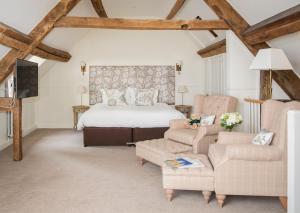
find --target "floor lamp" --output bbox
[249,48,293,100]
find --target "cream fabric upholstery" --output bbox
[136,139,192,166]
[162,154,214,191]
[209,100,300,197]
[165,95,238,154]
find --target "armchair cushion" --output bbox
[208,144,227,167]
[217,131,255,145]
[166,129,197,145]
[169,119,187,129]
[226,144,282,161]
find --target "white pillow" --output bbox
[252,129,274,145]
[200,115,216,126]
[125,87,137,105]
[101,89,126,105]
[135,89,155,106]
[152,89,159,104]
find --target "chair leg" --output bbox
[137,157,146,166]
[202,191,212,204]
[279,196,287,210]
[216,194,226,208]
[165,189,175,201]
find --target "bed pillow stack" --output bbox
[102,88,159,106]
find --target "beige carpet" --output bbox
[0,129,285,213]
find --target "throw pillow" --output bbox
[107,98,117,106]
[124,87,137,105]
[252,129,274,145]
[101,89,126,105]
[135,89,154,106]
[200,115,216,126]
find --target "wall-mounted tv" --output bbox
[15,59,38,99]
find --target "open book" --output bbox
[164,157,205,169]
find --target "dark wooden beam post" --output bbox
[12,99,22,161]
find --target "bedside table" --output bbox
[175,105,192,118]
[72,105,90,129]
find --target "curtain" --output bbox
[204,54,226,95]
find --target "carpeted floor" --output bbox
[0,129,285,213]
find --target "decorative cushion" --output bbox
[101,89,126,106]
[107,98,117,106]
[252,129,274,145]
[135,89,155,106]
[124,87,136,105]
[200,115,216,126]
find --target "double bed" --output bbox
[78,65,184,146]
[78,103,185,146]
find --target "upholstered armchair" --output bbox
[164,95,237,154]
[208,100,300,208]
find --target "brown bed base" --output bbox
[83,127,169,146]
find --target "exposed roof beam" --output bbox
[203,0,300,100]
[91,0,108,18]
[196,16,218,37]
[166,0,186,19]
[243,4,300,44]
[197,39,226,58]
[0,22,71,62]
[0,0,80,83]
[55,17,229,30]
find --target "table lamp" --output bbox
[78,85,87,106]
[249,48,293,100]
[177,85,188,105]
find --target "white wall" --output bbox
[226,31,260,131]
[288,110,300,213]
[0,82,36,151]
[35,30,205,128]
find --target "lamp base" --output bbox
[260,70,272,100]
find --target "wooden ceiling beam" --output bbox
[197,39,226,58]
[203,0,300,100]
[0,0,80,83]
[243,4,300,44]
[55,17,229,30]
[166,0,186,19]
[0,22,71,62]
[91,0,108,18]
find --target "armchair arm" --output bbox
[169,119,187,129]
[218,131,255,145]
[197,124,223,136]
[226,144,282,161]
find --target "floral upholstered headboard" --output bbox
[89,65,175,105]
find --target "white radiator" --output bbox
[5,75,14,138]
[244,99,262,133]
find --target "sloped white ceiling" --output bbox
[0,0,299,69]
[228,0,300,25]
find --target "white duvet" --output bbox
[77,103,185,130]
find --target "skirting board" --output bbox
[0,139,12,151]
[22,124,37,137]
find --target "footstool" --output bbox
[162,153,214,204]
[136,138,193,166]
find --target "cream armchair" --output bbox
[208,100,300,208]
[164,95,237,154]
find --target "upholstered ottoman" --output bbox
[162,154,214,203]
[136,138,193,166]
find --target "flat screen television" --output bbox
[15,59,38,99]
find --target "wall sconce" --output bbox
[80,61,87,76]
[176,61,183,75]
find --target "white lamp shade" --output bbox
[249,48,293,70]
[78,85,88,94]
[177,85,188,93]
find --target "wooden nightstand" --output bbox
[72,105,90,129]
[175,105,192,118]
